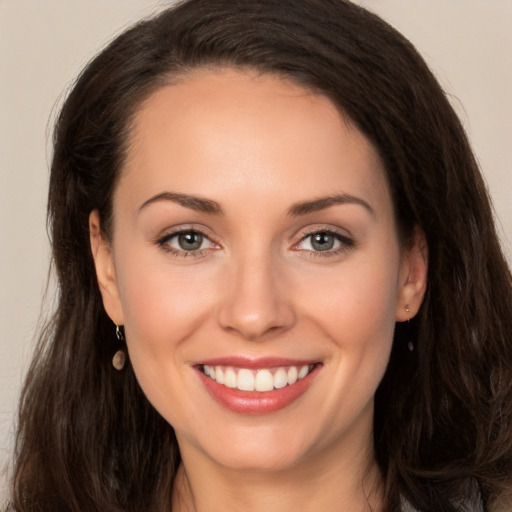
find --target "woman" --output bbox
[10,0,512,511]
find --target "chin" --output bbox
[211,438,313,473]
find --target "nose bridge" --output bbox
[217,245,295,340]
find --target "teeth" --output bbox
[224,368,237,388]
[298,365,309,379]
[237,369,254,391]
[273,368,288,389]
[254,369,274,392]
[214,366,224,384]
[202,364,314,392]
[287,366,298,385]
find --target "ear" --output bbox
[395,227,428,322]
[89,210,124,325]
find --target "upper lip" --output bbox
[195,356,319,369]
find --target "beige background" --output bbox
[1,0,511,502]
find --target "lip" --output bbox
[196,356,316,368]
[195,357,321,415]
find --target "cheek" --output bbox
[296,255,400,344]
[292,247,400,402]
[112,251,218,387]
[112,257,218,426]
[117,253,216,336]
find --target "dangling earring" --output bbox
[112,324,126,370]
[404,305,414,352]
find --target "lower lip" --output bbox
[197,365,320,415]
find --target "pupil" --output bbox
[312,232,334,251]
[178,232,203,250]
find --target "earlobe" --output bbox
[395,227,428,322]
[89,210,124,325]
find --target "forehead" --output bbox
[118,68,391,218]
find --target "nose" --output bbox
[216,252,296,341]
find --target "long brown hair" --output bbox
[11,1,512,511]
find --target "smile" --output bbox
[201,364,315,392]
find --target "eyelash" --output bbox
[293,229,355,258]
[156,228,219,258]
[156,227,355,259]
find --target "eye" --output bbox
[158,229,218,255]
[306,232,338,251]
[174,231,206,251]
[295,229,353,255]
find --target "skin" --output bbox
[90,68,427,512]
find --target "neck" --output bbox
[172,432,383,512]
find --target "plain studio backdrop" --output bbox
[0,0,511,503]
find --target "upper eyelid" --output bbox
[293,224,353,241]
[297,230,351,245]
[158,233,217,250]
[156,225,218,243]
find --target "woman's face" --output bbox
[91,68,426,473]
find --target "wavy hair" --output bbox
[11,1,512,511]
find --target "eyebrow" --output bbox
[138,191,374,218]
[138,192,223,215]
[287,194,375,217]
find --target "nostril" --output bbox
[217,306,296,341]
[216,263,296,339]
